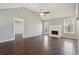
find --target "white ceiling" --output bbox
[0,3,76,20]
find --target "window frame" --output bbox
[64,17,74,34]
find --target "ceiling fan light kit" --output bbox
[40,12,44,15]
[39,12,50,16]
[36,9,50,16]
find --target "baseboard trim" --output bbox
[23,34,42,38]
[0,39,14,43]
[61,36,78,40]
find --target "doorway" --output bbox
[14,17,24,39]
[43,21,49,34]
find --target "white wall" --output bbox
[0,14,14,42]
[77,19,79,54]
[23,9,42,37]
[24,22,42,37]
[77,20,79,38]
[0,8,42,42]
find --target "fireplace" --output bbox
[51,31,58,35]
[49,25,62,38]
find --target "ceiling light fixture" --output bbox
[40,13,44,15]
[40,9,44,15]
[34,9,50,16]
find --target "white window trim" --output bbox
[64,17,74,34]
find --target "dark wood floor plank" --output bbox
[0,35,77,55]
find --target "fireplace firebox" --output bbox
[51,31,58,35]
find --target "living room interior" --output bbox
[0,3,79,55]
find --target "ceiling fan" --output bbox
[34,9,50,16]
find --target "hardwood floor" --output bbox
[0,35,77,55]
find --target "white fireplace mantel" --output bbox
[48,25,62,38]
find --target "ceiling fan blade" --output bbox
[44,12,50,14]
[33,12,39,13]
[34,12,40,16]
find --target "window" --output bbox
[64,17,74,34]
